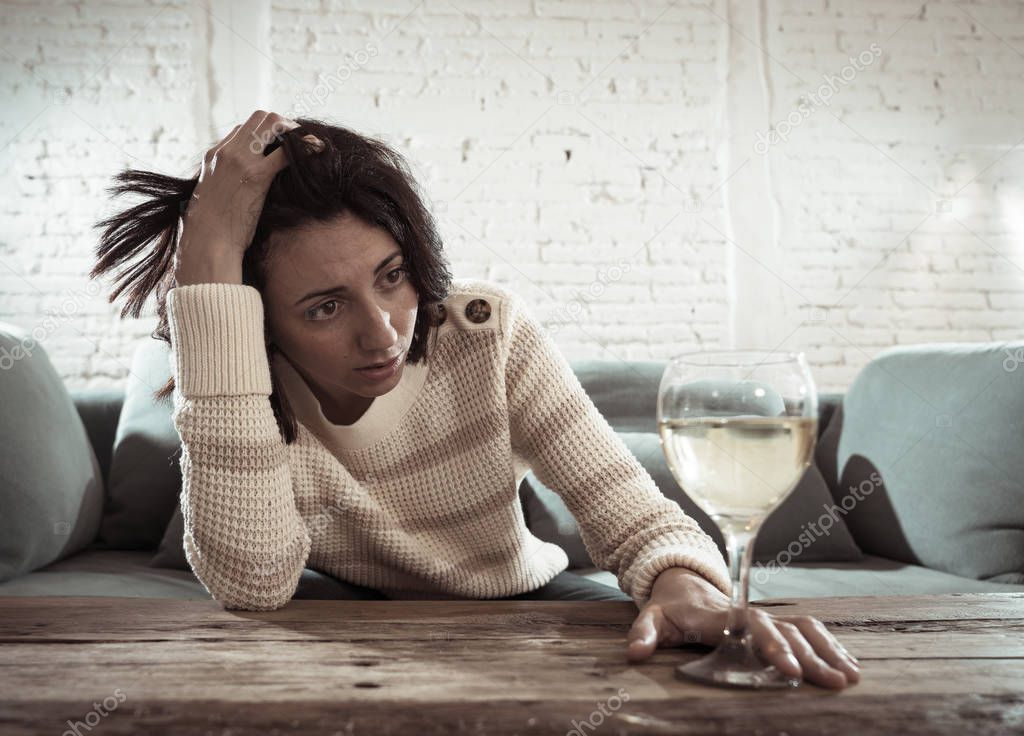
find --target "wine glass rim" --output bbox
[668,348,806,366]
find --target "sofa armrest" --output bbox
[68,387,125,486]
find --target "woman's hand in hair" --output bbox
[174,109,321,286]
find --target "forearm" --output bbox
[173,239,243,286]
[502,296,732,605]
[174,394,311,611]
[169,282,310,610]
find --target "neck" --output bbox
[282,352,376,427]
[320,393,375,426]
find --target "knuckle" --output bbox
[809,617,834,636]
[749,607,771,623]
[812,654,841,676]
[775,621,800,635]
[757,641,790,658]
[266,112,296,135]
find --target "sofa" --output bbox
[2,327,1022,603]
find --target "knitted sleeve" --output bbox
[166,283,312,611]
[502,296,732,609]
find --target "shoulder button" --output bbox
[465,298,491,324]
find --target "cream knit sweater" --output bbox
[166,277,732,611]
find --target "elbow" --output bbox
[218,590,294,612]
[186,535,310,612]
[206,571,304,612]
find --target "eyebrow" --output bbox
[293,251,403,307]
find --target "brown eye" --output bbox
[307,300,340,321]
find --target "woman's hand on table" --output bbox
[625,567,862,689]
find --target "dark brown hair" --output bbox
[90,118,453,444]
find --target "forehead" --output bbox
[267,214,400,288]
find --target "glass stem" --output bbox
[722,528,756,644]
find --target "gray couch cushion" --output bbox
[0,322,104,581]
[150,502,187,569]
[0,549,207,598]
[0,549,387,601]
[68,387,124,485]
[94,340,181,550]
[571,360,664,433]
[522,432,863,569]
[815,340,1024,583]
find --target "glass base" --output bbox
[674,636,802,690]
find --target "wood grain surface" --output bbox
[1,593,1022,735]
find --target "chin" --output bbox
[373,369,403,391]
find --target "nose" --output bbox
[355,297,400,352]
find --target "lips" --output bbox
[358,354,401,371]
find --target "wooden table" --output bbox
[1,593,1021,735]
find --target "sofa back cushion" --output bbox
[815,340,1024,583]
[150,502,187,569]
[93,339,181,550]
[69,387,125,486]
[570,360,664,433]
[520,360,864,570]
[0,322,104,581]
[522,431,863,569]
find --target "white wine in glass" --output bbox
[657,350,818,689]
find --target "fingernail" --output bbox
[301,134,325,151]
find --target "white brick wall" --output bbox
[0,0,1021,394]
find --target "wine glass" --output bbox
[656,349,818,689]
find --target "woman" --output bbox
[90,109,860,689]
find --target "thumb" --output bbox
[626,607,661,662]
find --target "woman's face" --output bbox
[262,212,419,424]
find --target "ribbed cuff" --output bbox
[627,531,733,608]
[166,283,273,397]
